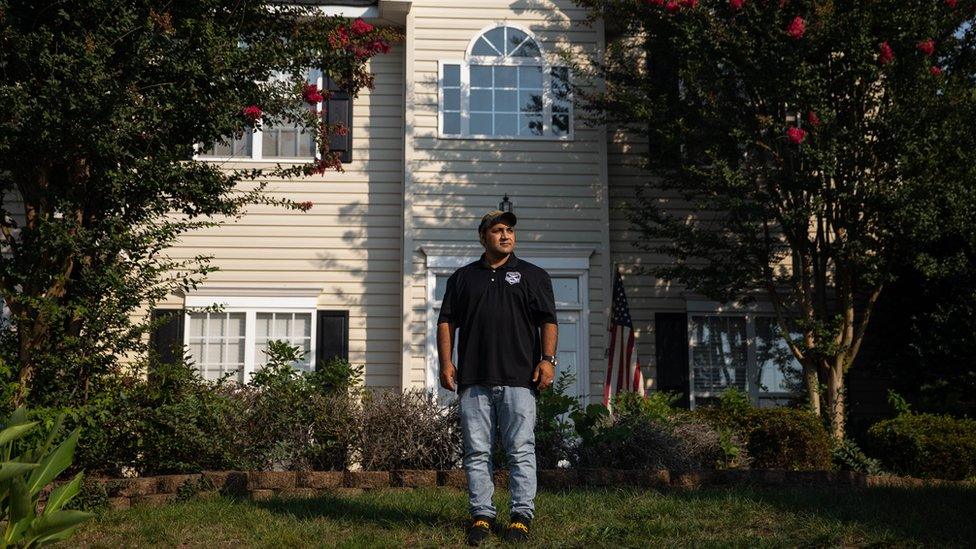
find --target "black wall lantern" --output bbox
[499,194,513,213]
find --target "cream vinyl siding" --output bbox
[404,1,611,403]
[164,45,405,389]
[607,125,694,392]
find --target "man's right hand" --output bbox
[439,362,457,392]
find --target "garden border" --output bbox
[79,469,976,510]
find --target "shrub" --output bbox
[695,397,833,470]
[867,412,976,480]
[534,371,580,469]
[832,438,884,475]
[357,389,462,470]
[575,412,748,471]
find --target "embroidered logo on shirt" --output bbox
[505,272,522,285]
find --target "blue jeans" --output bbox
[459,385,537,519]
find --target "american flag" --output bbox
[603,270,645,410]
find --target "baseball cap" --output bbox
[478,209,517,233]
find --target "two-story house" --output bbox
[150,0,801,409]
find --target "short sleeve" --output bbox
[436,272,458,325]
[530,271,558,326]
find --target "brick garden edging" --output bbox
[92,469,975,510]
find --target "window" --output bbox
[183,301,318,382]
[439,25,572,139]
[198,70,353,162]
[688,313,803,407]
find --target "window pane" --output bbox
[519,66,543,88]
[294,313,311,338]
[256,313,273,339]
[443,112,460,134]
[471,65,492,87]
[519,114,543,136]
[189,314,206,337]
[208,314,226,337]
[188,342,205,364]
[690,316,747,394]
[755,317,803,394]
[443,64,460,86]
[494,113,517,136]
[495,90,517,112]
[519,91,542,113]
[471,113,492,135]
[552,114,570,136]
[226,340,244,365]
[206,342,224,364]
[506,28,530,56]
[434,275,450,302]
[471,36,499,56]
[494,66,517,88]
[471,89,492,112]
[552,277,579,303]
[280,129,297,157]
[443,89,460,111]
[275,314,292,338]
[512,38,541,58]
[227,313,245,337]
[483,27,505,55]
[262,129,279,157]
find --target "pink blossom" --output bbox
[787,17,806,40]
[916,39,935,56]
[729,0,745,10]
[680,0,698,7]
[328,26,349,49]
[296,201,314,211]
[787,126,807,144]
[647,0,666,5]
[370,39,391,54]
[350,19,374,35]
[878,41,894,65]
[302,83,324,104]
[946,0,957,8]
[242,105,262,121]
[930,66,943,76]
[807,111,820,127]
[666,1,680,12]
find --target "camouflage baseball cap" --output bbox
[478,209,517,233]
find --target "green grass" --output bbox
[72,485,976,548]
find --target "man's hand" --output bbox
[440,362,457,392]
[532,360,555,391]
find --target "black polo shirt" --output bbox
[437,253,558,390]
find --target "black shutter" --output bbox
[150,308,185,365]
[655,312,690,408]
[325,76,352,163]
[316,310,349,368]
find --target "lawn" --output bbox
[72,484,976,547]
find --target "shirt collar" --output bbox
[479,252,520,270]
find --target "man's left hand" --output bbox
[532,360,555,391]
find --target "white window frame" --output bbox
[438,23,574,141]
[424,253,590,404]
[194,71,324,164]
[183,295,318,382]
[686,300,801,408]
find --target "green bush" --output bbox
[867,412,976,480]
[832,438,884,475]
[695,392,833,470]
[534,371,579,469]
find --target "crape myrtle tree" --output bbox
[577,0,976,438]
[0,1,398,406]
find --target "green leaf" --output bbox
[27,413,65,463]
[43,472,83,514]
[0,461,38,483]
[0,421,38,447]
[10,475,33,524]
[6,406,28,428]
[25,510,92,545]
[26,427,79,496]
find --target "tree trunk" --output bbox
[802,359,821,416]
[826,361,845,440]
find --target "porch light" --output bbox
[499,194,513,213]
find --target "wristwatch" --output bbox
[541,355,558,367]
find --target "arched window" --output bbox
[439,25,572,139]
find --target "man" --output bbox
[437,209,559,545]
